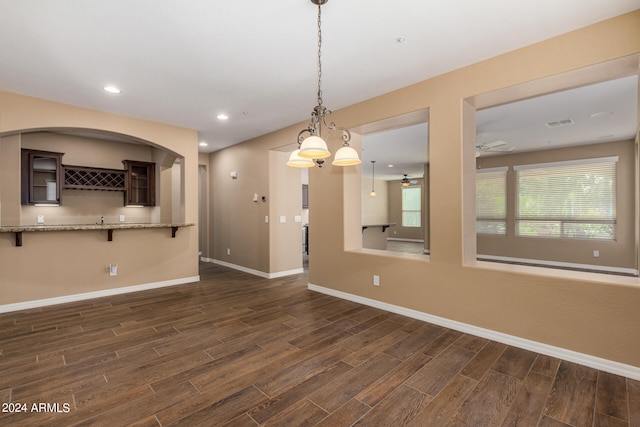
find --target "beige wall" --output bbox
[208,129,304,276]
[0,92,199,306]
[269,150,304,274]
[362,177,389,225]
[198,153,210,258]
[209,10,640,367]
[0,134,21,226]
[477,140,635,270]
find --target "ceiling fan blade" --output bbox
[483,140,508,149]
[489,146,515,152]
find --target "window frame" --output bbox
[401,185,422,228]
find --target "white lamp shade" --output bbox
[287,149,316,168]
[299,135,331,159]
[332,146,361,166]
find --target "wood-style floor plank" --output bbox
[501,371,555,427]
[315,398,371,427]
[0,262,636,426]
[406,373,477,426]
[596,371,629,423]
[405,344,476,397]
[353,384,431,426]
[451,370,521,426]
[629,379,640,427]
[544,361,599,426]
[356,352,432,407]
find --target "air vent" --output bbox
[545,118,575,128]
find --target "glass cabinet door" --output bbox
[123,160,155,206]
[21,149,63,205]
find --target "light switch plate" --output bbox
[280,216,286,223]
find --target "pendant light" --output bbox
[370,161,377,197]
[287,0,361,169]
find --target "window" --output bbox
[476,167,507,235]
[515,157,617,240]
[402,186,421,227]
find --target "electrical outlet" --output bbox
[227,248,231,256]
[593,250,600,258]
[109,264,118,276]
[373,275,380,287]
[37,215,44,224]
[119,215,125,222]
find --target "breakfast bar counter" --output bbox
[0,223,194,246]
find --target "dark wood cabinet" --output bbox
[21,149,63,205]
[122,160,155,206]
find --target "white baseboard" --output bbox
[201,257,303,279]
[0,276,201,314]
[478,254,638,276]
[308,283,640,381]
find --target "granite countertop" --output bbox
[0,223,194,232]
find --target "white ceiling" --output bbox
[0,0,638,157]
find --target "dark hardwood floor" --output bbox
[1,262,638,426]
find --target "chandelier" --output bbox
[287,0,361,168]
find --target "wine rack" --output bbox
[63,165,125,191]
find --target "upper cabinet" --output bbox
[20,150,156,207]
[21,149,63,205]
[123,160,155,206]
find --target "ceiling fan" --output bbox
[475,140,515,157]
[401,174,419,187]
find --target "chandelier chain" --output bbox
[316,2,323,107]
[286,0,360,168]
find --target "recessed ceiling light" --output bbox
[199,141,208,147]
[387,164,394,168]
[217,114,229,120]
[103,85,121,94]
[396,36,406,43]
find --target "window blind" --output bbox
[515,157,617,240]
[476,167,507,235]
